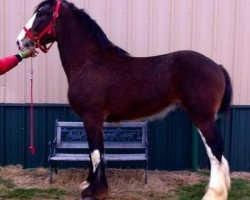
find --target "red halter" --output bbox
[23,0,61,53]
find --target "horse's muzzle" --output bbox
[16,38,34,51]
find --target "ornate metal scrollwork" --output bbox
[62,127,142,143]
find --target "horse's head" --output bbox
[16,0,62,53]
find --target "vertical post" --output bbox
[191,124,198,172]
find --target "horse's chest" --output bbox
[67,86,88,113]
[67,82,104,114]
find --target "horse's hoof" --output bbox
[81,187,95,200]
[81,187,106,200]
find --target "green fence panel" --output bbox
[230,107,250,171]
[0,104,249,171]
[148,110,192,170]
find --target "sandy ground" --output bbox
[0,165,249,199]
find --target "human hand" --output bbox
[20,48,39,59]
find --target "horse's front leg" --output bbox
[80,114,108,200]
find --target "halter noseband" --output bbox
[23,0,61,53]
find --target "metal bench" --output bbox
[48,121,148,183]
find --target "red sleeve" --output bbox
[0,55,19,75]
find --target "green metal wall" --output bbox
[0,104,249,171]
[197,106,250,171]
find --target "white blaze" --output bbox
[91,150,101,173]
[17,13,37,47]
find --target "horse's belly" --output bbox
[107,102,179,122]
[136,103,179,121]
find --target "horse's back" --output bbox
[127,50,225,95]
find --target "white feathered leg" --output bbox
[198,130,230,200]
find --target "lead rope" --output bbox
[29,57,36,155]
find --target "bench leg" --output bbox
[49,161,53,184]
[54,162,58,174]
[145,159,148,185]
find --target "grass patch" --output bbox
[229,179,250,199]
[137,191,176,200]
[111,190,176,200]
[177,178,250,200]
[0,177,15,188]
[0,188,68,199]
[177,181,206,200]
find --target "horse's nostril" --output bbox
[16,41,21,49]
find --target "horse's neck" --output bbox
[56,18,104,83]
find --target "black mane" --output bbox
[35,0,128,55]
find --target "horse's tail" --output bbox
[219,65,233,113]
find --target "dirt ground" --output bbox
[0,165,249,199]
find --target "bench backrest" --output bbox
[55,121,148,149]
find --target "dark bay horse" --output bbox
[17,0,232,199]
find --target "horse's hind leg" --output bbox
[80,113,108,200]
[197,121,230,200]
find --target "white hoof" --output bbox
[202,187,228,200]
[79,181,89,191]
